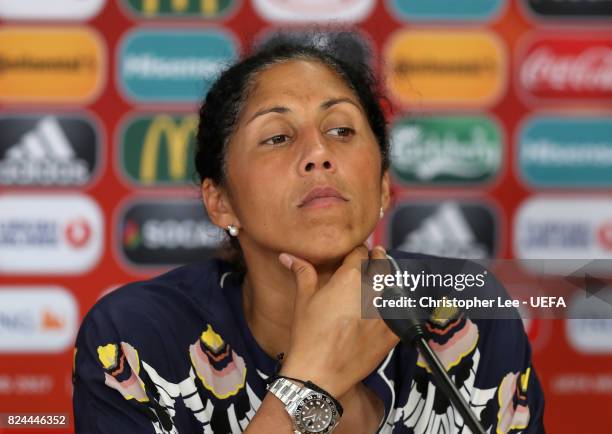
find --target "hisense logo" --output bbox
[518,116,612,187]
[118,29,237,103]
[123,54,224,80]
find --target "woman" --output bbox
[73,42,545,433]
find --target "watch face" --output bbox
[295,394,338,433]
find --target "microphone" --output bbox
[377,255,487,434]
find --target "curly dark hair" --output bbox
[195,38,390,271]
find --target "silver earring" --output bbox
[227,225,239,237]
[379,207,384,219]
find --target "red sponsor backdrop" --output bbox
[1,1,611,433]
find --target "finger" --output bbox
[279,253,318,307]
[340,244,370,271]
[365,245,391,277]
[370,245,387,261]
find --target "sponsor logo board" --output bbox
[388,200,498,259]
[390,115,503,185]
[566,290,612,354]
[0,0,105,20]
[0,287,78,353]
[386,0,504,22]
[0,27,105,103]
[0,114,101,187]
[523,0,612,18]
[384,30,506,107]
[518,34,612,102]
[119,113,196,187]
[252,0,375,22]
[518,116,612,188]
[0,194,103,274]
[117,198,225,268]
[514,197,612,273]
[118,29,238,103]
[121,0,238,18]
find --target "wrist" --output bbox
[278,359,344,398]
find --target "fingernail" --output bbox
[279,253,293,269]
[374,245,387,255]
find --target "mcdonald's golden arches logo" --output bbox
[119,114,197,187]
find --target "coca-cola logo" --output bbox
[518,36,612,101]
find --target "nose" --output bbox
[298,133,337,176]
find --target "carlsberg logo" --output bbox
[390,116,502,184]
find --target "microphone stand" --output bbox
[378,286,487,434]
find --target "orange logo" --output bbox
[41,309,66,330]
[384,30,506,107]
[0,27,105,103]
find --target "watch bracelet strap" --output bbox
[268,377,312,408]
[267,375,344,417]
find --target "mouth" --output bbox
[298,186,348,209]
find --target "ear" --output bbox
[201,179,240,230]
[380,170,391,212]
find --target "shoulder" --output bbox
[76,258,237,350]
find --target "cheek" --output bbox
[226,154,285,223]
[350,147,383,195]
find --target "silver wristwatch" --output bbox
[267,377,342,433]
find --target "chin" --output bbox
[294,230,363,266]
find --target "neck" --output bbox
[240,243,340,360]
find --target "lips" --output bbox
[298,186,348,208]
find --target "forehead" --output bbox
[246,59,357,105]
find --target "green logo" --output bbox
[120,114,197,186]
[122,0,237,18]
[390,115,502,185]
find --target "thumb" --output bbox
[279,253,318,306]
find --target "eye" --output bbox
[327,127,355,138]
[261,134,290,146]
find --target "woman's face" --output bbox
[221,59,390,265]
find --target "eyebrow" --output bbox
[246,97,362,125]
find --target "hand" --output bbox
[277,245,400,398]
